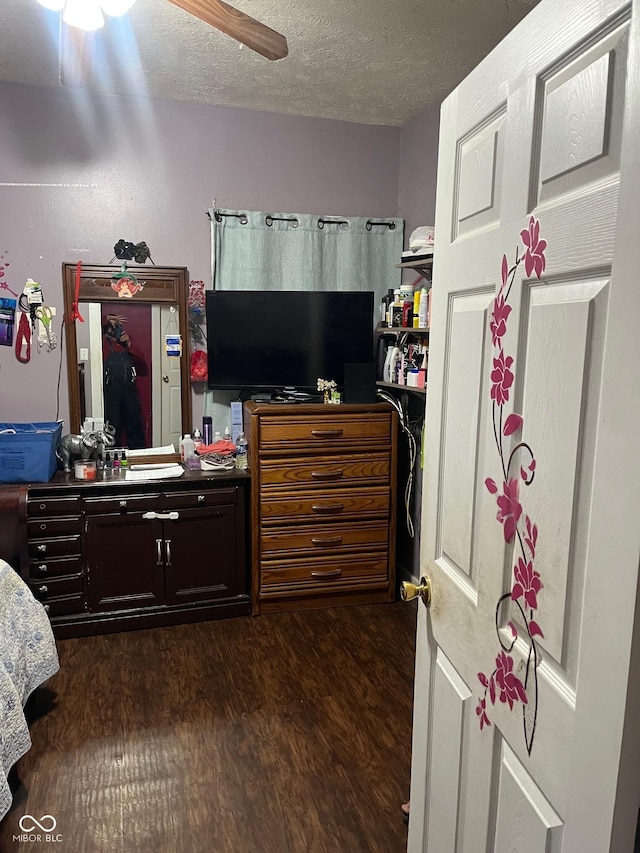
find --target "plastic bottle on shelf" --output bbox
[193,428,203,452]
[418,287,429,329]
[388,345,400,383]
[383,343,394,382]
[380,288,394,328]
[180,433,195,463]
[235,433,248,469]
[413,289,421,329]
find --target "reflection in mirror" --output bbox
[63,263,191,453]
[76,302,182,449]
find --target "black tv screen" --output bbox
[206,290,374,392]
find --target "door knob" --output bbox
[163,374,169,383]
[401,576,431,608]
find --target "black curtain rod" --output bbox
[209,210,249,224]
[207,211,397,231]
[366,219,397,231]
[266,215,299,227]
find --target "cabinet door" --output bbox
[86,514,165,611]
[163,505,242,605]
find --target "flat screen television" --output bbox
[206,290,374,393]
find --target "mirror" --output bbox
[63,263,192,457]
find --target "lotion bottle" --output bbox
[383,343,395,382]
[418,287,429,329]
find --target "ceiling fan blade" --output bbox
[166,0,288,60]
[59,21,95,88]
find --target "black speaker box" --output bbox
[343,362,378,404]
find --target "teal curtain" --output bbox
[203,209,404,426]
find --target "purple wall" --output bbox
[0,82,402,431]
[398,99,441,248]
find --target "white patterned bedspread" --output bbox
[0,559,59,821]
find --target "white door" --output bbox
[409,0,640,850]
[152,304,183,448]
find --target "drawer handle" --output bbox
[311,429,344,438]
[156,539,163,566]
[310,568,343,579]
[310,536,343,547]
[40,523,47,531]
[310,469,344,481]
[37,544,47,553]
[38,585,49,596]
[119,500,127,508]
[143,511,180,521]
[198,495,205,502]
[165,539,172,567]
[311,503,344,514]
[38,564,48,575]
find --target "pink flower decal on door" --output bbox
[476,216,547,756]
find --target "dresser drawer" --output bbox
[28,516,81,538]
[258,414,391,451]
[259,452,390,490]
[28,535,81,560]
[29,574,84,600]
[260,553,388,592]
[28,495,82,517]
[29,555,83,579]
[163,488,237,510]
[260,521,389,557]
[259,487,390,525]
[40,595,86,618]
[84,493,161,515]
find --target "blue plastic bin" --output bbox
[0,422,62,483]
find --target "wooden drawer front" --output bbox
[260,521,388,558]
[84,494,161,515]
[259,414,391,450]
[29,555,83,579]
[260,453,390,490]
[29,574,84,600]
[28,495,82,517]
[163,488,237,510]
[41,595,86,618]
[260,553,388,592]
[28,517,81,538]
[259,487,390,525]
[28,535,81,560]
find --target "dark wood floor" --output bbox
[1,601,416,853]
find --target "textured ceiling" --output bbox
[0,0,540,127]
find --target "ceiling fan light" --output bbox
[63,0,105,31]
[99,0,136,17]
[36,0,65,10]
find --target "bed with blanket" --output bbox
[0,558,59,821]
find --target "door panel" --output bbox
[163,506,241,604]
[493,741,564,851]
[410,0,640,850]
[86,514,164,610]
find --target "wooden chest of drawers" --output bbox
[244,401,398,614]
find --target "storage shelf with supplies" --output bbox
[376,325,428,391]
